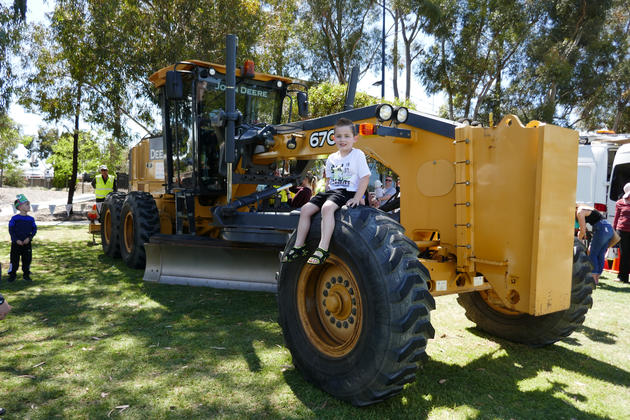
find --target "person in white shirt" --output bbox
[379,176,397,207]
[282,118,371,265]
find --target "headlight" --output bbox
[209,68,216,76]
[394,107,408,124]
[376,104,393,122]
[276,80,283,89]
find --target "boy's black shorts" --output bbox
[309,189,355,208]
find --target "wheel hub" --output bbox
[297,255,362,358]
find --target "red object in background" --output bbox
[243,60,255,77]
[594,203,606,213]
[87,204,99,221]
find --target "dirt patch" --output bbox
[0,185,97,222]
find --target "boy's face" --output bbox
[18,201,30,213]
[333,125,357,154]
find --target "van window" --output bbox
[609,162,630,200]
[608,147,618,181]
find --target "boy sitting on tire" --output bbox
[282,118,370,265]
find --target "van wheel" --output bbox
[278,207,435,406]
[120,192,160,269]
[456,238,594,346]
[100,192,126,258]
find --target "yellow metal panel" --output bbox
[529,123,577,314]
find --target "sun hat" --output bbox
[99,164,108,171]
[14,194,29,210]
[375,180,382,188]
[623,183,630,199]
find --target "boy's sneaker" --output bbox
[7,275,16,283]
[23,275,32,282]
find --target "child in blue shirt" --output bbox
[7,194,37,282]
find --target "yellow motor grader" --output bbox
[99,35,592,406]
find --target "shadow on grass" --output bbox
[283,326,628,419]
[576,325,618,345]
[597,281,630,293]
[0,233,290,418]
[1,229,627,418]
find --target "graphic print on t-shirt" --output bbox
[329,162,352,188]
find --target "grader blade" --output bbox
[143,236,281,293]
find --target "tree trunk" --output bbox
[441,39,454,119]
[405,41,412,101]
[67,84,82,210]
[0,167,3,188]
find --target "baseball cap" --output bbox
[14,194,29,209]
[374,180,382,188]
[623,183,630,199]
[99,165,108,171]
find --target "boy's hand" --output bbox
[23,237,30,245]
[0,300,11,320]
[16,239,23,245]
[346,197,361,207]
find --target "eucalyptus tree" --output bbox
[0,0,26,113]
[573,0,629,132]
[19,0,99,206]
[0,114,22,186]
[390,0,440,100]
[418,0,537,123]
[504,0,614,126]
[293,0,381,83]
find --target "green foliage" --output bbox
[47,130,124,188]
[0,114,22,186]
[3,165,25,187]
[503,0,617,126]
[291,0,381,83]
[308,81,414,118]
[0,0,26,112]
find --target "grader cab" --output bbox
[99,35,593,406]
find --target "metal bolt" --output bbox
[325,309,330,316]
[326,282,331,289]
[344,280,349,287]
[343,322,348,329]
[349,316,354,324]
[331,277,336,284]
[330,316,335,323]
[349,288,354,295]
[336,321,342,328]
[351,308,356,315]
[323,290,328,297]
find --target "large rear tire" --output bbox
[456,238,594,346]
[278,207,435,406]
[100,192,126,258]
[119,192,160,269]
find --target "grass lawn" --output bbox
[0,225,628,419]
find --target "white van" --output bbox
[608,141,630,223]
[576,133,630,222]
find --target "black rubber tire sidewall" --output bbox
[119,192,160,269]
[100,192,126,258]
[456,238,594,346]
[278,207,435,406]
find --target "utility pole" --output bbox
[381,0,385,99]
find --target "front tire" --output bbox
[456,238,594,346]
[100,192,126,258]
[119,192,160,269]
[278,207,435,406]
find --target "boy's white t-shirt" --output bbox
[325,148,371,192]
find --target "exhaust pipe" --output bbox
[225,34,237,202]
[344,66,359,110]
